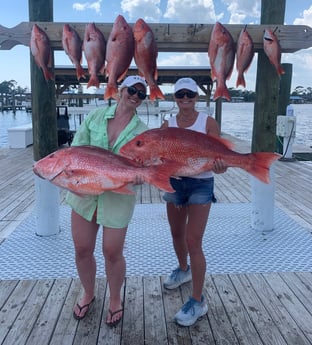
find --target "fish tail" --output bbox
[43,68,54,81]
[145,165,175,193]
[236,74,246,88]
[245,152,280,183]
[87,74,100,88]
[149,84,165,101]
[76,65,86,80]
[277,64,285,76]
[104,83,119,100]
[213,84,231,102]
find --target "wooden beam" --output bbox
[29,1,58,161]
[0,22,311,53]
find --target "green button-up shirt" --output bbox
[65,104,148,228]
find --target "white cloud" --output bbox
[163,0,223,23]
[293,5,312,26]
[222,0,260,24]
[158,52,209,67]
[72,0,102,14]
[121,0,162,22]
[290,5,312,89]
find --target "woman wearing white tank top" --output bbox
[162,77,227,327]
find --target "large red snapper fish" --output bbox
[263,28,285,76]
[119,128,280,184]
[104,15,134,100]
[208,22,235,102]
[33,145,175,195]
[83,23,106,88]
[62,24,85,81]
[236,26,254,88]
[133,18,165,101]
[30,24,53,81]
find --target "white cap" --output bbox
[174,77,198,93]
[120,75,147,90]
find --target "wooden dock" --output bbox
[0,137,312,344]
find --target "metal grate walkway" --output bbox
[0,203,311,280]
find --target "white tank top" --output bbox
[167,112,213,179]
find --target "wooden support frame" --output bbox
[0,22,311,53]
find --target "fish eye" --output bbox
[136,140,144,147]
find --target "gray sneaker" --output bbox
[163,265,192,290]
[174,295,208,326]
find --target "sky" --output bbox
[0,0,311,93]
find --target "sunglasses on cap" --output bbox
[126,86,147,100]
[174,90,197,99]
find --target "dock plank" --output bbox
[212,274,263,345]
[0,274,312,344]
[143,276,168,344]
[245,273,311,345]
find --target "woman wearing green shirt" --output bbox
[67,76,149,326]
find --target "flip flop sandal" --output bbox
[106,308,124,327]
[73,296,95,320]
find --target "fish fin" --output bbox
[76,65,86,80]
[104,83,119,100]
[213,84,231,102]
[117,69,130,83]
[149,84,165,101]
[42,68,54,81]
[277,65,285,76]
[99,64,105,75]
[145,164,175,193]
[112,184,136,195]
[245,152,280,183]
[207,134,235,150]
[236,74,246,88]
[87,74,100,88]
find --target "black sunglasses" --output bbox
[174,90,197,99]
[127,86,147,100]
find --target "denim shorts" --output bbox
[163,176,216,206]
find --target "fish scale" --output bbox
[33,145,176,195]
[119,127,280,184]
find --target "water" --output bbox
[1,103,311,148]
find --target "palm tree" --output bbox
[0,80,17,109]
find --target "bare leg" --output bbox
[166,203,188,271]
[103,226,127,324]
[71,210,99,317]
[186,203,211,301]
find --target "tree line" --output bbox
[1,80,311,106]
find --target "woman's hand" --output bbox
[212,158,227,174]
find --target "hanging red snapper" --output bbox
[33,145,175,195]
[208,22,235,102]
[133,18,164,101]
[30,24,53,81]
[104,15,134,100]
[119,128,280,184]
[263,28,285,76]
[236,26,254,88]
[62,24,85,81]
[83,23,106,88]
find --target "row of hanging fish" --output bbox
[30,18,285,102]
[208,22,285,102]
[30,15,165,101]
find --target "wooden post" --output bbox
[277,63,293,153]
[215,98,222,129]
[250,0,286,233]
[251,0,286,153]
[29,0,58,161]
[29,0,60,237]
